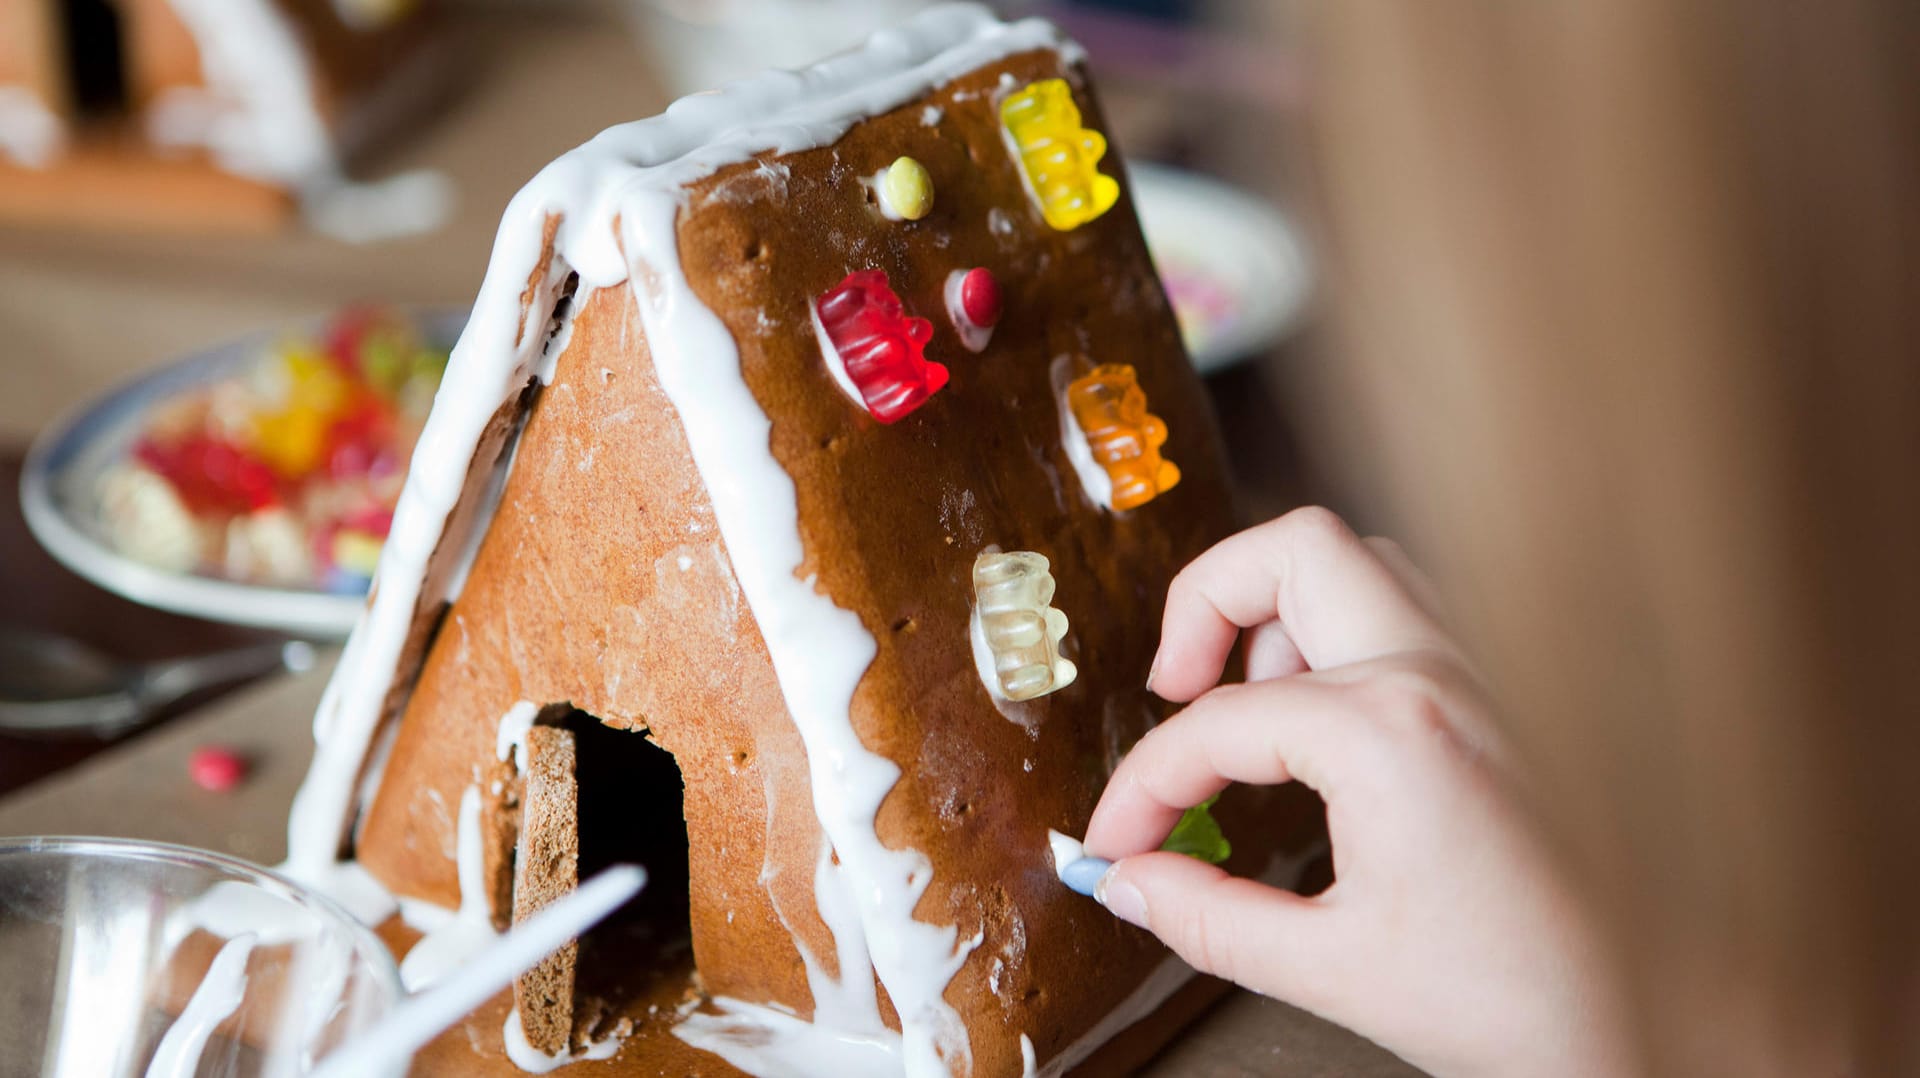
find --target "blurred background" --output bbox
[3,1,1917,1075]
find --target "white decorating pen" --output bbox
[309,864,646,1078]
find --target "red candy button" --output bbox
[959,268,1002,328]
[189,745,249,792]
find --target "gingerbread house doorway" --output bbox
[58,0,129,118]
[514,706,694,1008]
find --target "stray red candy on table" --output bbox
[188,745,249,792]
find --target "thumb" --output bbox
[1097,850,1335,1003]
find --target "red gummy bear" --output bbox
[135,434,281,515]
[815,270,945,423]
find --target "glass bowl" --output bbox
[0,836,403,1078]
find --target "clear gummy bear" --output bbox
[973,551,1078,702]
[999,78,1120,232]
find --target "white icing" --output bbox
[397,786,496,990]
[943,270,993,352]
[1044,830,1085,881]
[312,866,646,1078]
[144,934,255,1078]
[0,86,64,168]
[867,167,909,221]
[920,105,945,127]
[189,880,322,947]
[811,300,869,412]
[1020,1033,1037,1078]
[1051,354,1113,510]
[495,699,540,770]
[286,6,1082,1074]
[674,997,903,1078]
[502,1006,624,1072]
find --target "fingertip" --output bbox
[1094,862,1149,927]
[1096,851,1230,931]
[1142,637,1220,702]
[1060,856,1112,897]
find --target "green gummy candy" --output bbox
[1160,795,1231,865]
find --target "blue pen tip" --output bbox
[1060,856,1113,897]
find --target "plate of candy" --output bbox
[21,307,462,638]
[1131,162,1312,373]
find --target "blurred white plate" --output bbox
[1131,162,1312,372]
[21,309,466,640]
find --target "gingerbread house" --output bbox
[0,0,438,232]
[281,6,1323,1074]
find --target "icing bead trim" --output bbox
[972,551,1077,702]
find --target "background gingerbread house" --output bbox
[0,0,437,231]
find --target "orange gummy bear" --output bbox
[1067,363,1181,510]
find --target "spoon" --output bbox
[0,628,316,738]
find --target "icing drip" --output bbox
[502,1006,624,1072]
[283,227,573,908]
[144,934,255,1078]
[284,6,1081,1074]
[625,170,978,1074]
[674,997,903,1078]
[397,785,497,990]
[496,699,540,769]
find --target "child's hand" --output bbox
[1080,508,1630,1078]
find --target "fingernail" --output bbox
[1145,651,1162,692]
[1095,867,1148,927]
[1060,856,1112,897]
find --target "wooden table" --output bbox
[0,8,1409,1074]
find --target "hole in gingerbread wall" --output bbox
[563,710,690,966]
[60,0,127,119]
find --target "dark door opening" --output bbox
[59,0,128,119]
[552,708,692,997]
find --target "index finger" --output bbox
[1150,507,1455,702]
[1083,676,1374,859]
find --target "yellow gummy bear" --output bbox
[1067,363,1181,510]
[973,551,1078,702]
[1000,78,1120,231]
